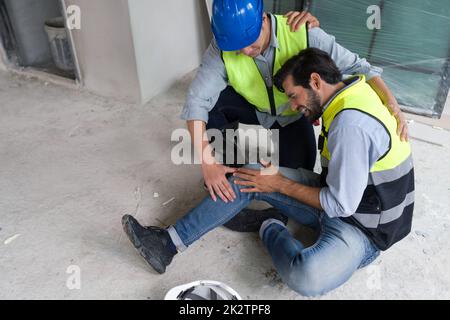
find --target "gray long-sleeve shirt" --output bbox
[181,14,383,128]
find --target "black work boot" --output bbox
[122,215,177,274]
[223,208,289,232]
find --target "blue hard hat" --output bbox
[211,0,264,51]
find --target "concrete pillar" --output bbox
[63,0,141,103]
[127,0,212,103]
[62,0,211,104]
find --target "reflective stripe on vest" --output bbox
[320,75,414,250]
[222,14,308,117]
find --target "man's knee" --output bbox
[227,175,254,200]
[284,261,333,297]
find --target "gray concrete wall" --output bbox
[127,0,212,103]
[59,0,211,104]
[4,0,61,67]
[64,0,141,103]
[205,0,213,17]
[0,43,7,71]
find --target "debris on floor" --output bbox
[4,234,21,245]
[162,197,175,206]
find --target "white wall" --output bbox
[64,0,141,103]
[0,44,7,71]
[205,0,213,17]
[127,0,212,103]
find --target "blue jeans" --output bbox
[168,165,380,297]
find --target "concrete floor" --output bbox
[1,69,450,300]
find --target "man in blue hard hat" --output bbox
[181,0,408,218]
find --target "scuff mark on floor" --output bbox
[264,268,284,289]
[4,234,21,245]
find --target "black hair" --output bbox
[274,48,342,92]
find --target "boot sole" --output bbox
[122,217,166,274]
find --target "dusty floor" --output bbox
[1,69,449,300]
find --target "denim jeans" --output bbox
[168,165,380,297]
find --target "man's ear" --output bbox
[310,73,321,90]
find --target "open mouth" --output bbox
[291,104,311,116]
[297,105,310,116]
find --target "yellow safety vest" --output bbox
[320,75,414,250]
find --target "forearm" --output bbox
[278,177,323,210]
[367,76,409,141]
[367,76,398,109]
[187,120,215,165]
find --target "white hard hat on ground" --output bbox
[164,280,242,300]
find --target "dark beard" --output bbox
[304,90,323,123]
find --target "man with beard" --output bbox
[121,48,414,296]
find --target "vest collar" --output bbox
[322,75,365,117]
[268,13,280,50]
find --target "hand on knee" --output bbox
[227,176,254,200]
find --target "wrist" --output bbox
[202,157,216,166]
[278,176,293,194]
[201,145,216,166]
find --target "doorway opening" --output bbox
[0,0,78,81]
